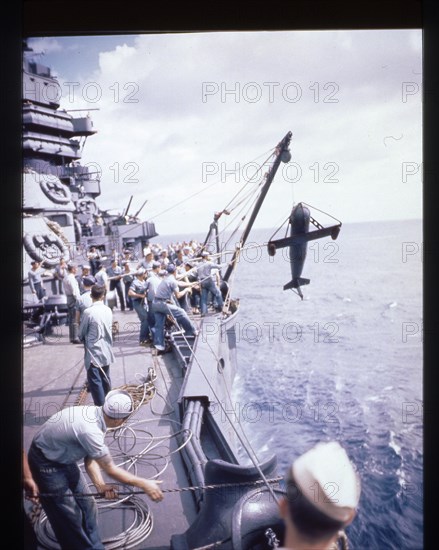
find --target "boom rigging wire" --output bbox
[147,147,274,225]
[160,306,281,504]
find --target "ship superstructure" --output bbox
[22,41,157,303]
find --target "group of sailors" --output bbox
[27,240,227,352]
[99,242,226,352]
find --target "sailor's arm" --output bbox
[23,450,39,503]
[72,277,82,301]
[78,312,89,341]
[175,276,193,288]
[128,286,145,299]
[174,283,197,299]
[86,454,163,502]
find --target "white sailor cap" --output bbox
[103,389,134,419]
[290,441,361,523]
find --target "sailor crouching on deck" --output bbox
[27,390,163,550]
[278,441,361,550]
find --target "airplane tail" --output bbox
[283,277,310,291]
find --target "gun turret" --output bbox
[133,199,148,219]
[123,195,133,218]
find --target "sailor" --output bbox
[196,251,224,316]
[78,284,115,406]
[95,262,109,291]
[182,245,193,264]
[174,248,185,267]
[51,257,67,295]
[63,262,82,344]
[151,263,198,353]
[278,441,361,550]
[75,275,96,323]
[184,261,201,314]
[137,247,154,271]
[27,389,163,550]
[159,248,170,266]
[87,246,102,276]
[77,264,91,294]
[122,249,137,272]
[122,261,135,311]
[174,262,192,312]
[107,259,125,311]
[128,268,152,346]
[145,260,162,333]
[28,260,49,301]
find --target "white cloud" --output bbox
[27,37,63,55]
[41,30,422,236]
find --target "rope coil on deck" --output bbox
[33,496,154,550]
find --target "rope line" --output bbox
[35,476,283,498]
[146,148,274,226]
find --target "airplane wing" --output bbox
[268,224,341,252]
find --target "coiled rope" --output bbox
[33,496,153,550]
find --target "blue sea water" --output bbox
[163,218,423,549]
[230,219,423,550]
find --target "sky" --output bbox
[26,31,422,237]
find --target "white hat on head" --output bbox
[103,390,134,419]
[291,441,361,523]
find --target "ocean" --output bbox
[164,218,423,549]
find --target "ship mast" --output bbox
[201,211,222,264]
[222,131,292,283]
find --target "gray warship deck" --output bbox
[23,309,199,549]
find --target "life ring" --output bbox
[39,178,71,205]
[76,198,98,215]
[23,232,69,268]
